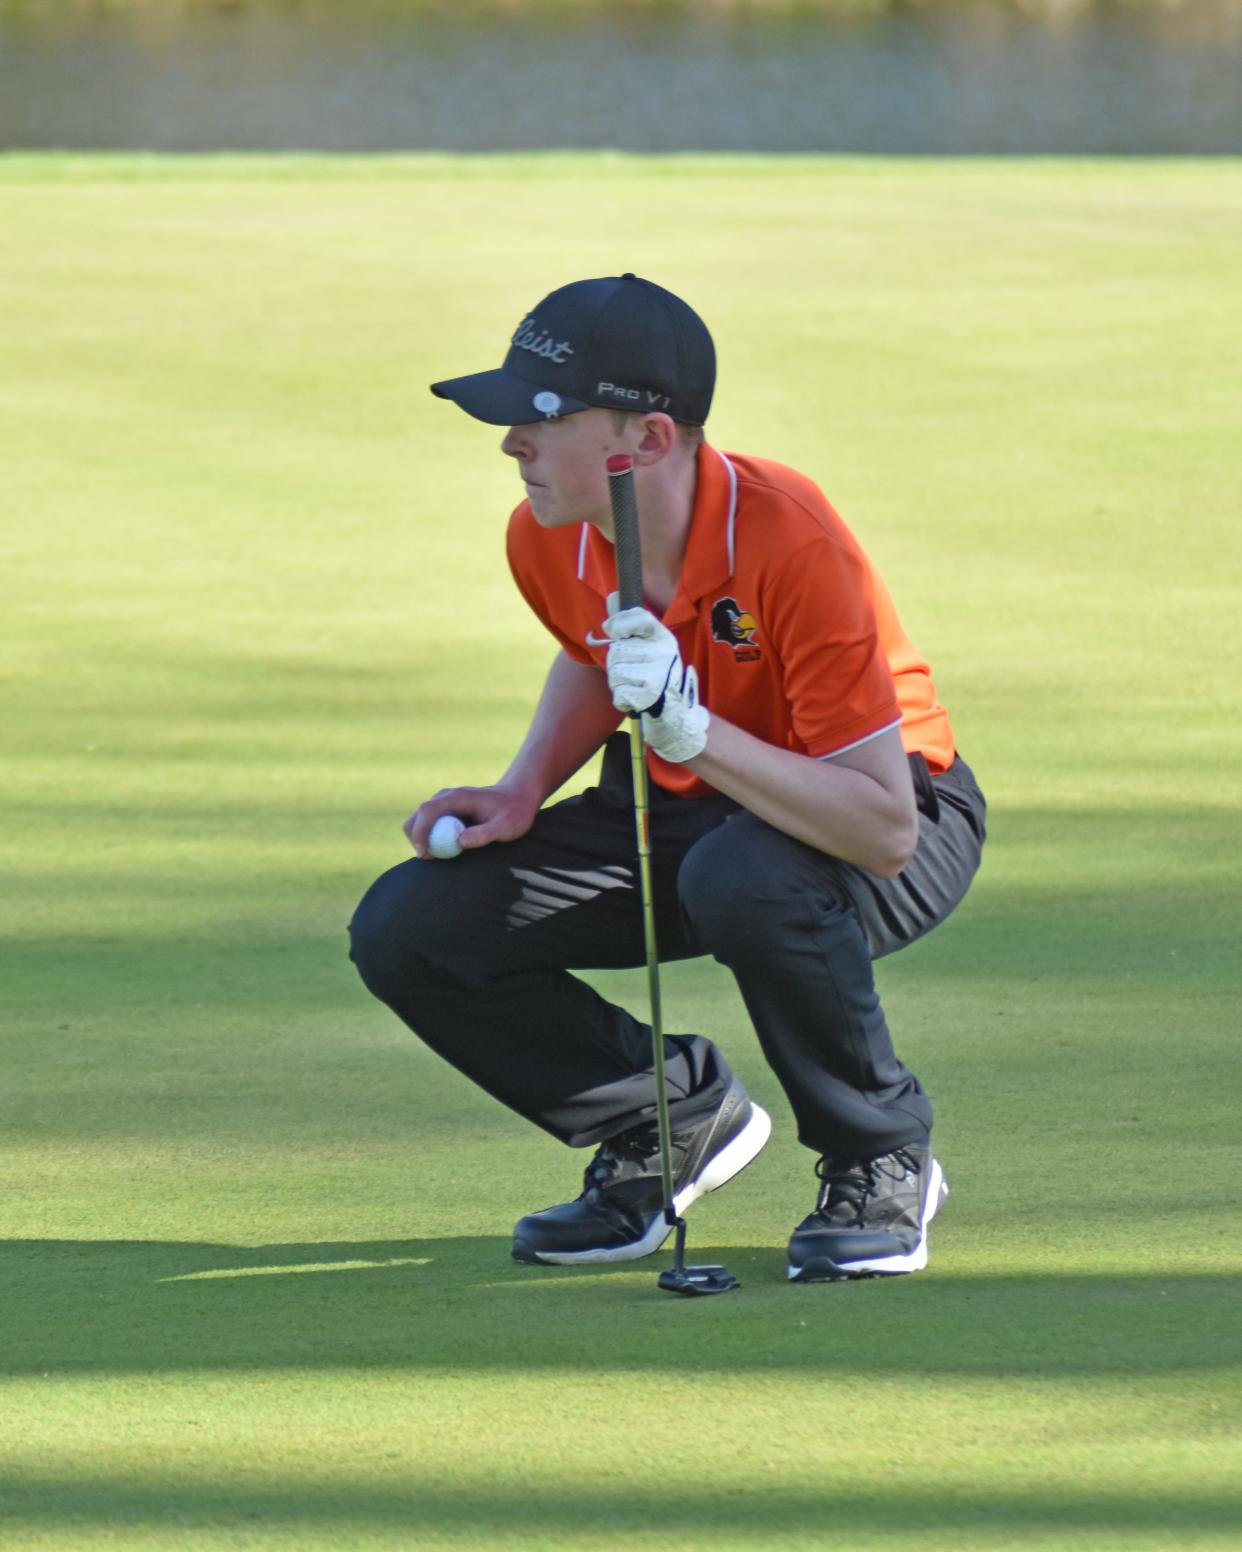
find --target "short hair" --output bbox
[609,409,705,450]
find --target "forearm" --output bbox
[600,602,917,874]
[499,650,622,803]
[687,719,918,877]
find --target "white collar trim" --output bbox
[575,448,739,584]
[717,448,739,575]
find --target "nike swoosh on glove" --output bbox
[603,604,711,764]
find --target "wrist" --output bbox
[494,771,549,815]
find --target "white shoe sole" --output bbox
[787,1158,948,1281]
[530,1104,772,1266]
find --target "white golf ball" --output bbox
[427,814,466,860]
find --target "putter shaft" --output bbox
[608,453,679,1237]
[627,715,678,1230]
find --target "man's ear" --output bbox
[632,412,678,466]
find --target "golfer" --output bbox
[349,274,986,1282]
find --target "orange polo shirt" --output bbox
[507,443,956,799]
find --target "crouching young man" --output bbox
[349,273,985,1282]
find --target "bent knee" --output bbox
[678,816,857,956]
[677,821,779,950]
[349,853,516,998]
[348,859,446,992]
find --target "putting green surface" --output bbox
[2,154,1240,1550]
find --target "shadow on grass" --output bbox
[6,803,1240,1019]
[4,1236,1239,1380]
[1,1471,1237,1544]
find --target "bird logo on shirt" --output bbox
[711,597,762,661]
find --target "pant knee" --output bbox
[348,859,453,1000]
[678,822,782,959]
[678,817,858,963]
[348,869,407,997]
[677,842,734,957]
[350,854,518,1004]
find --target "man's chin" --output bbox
[524,488,603,530]
[527,494,572,529]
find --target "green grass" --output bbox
[2,153,1240,1550]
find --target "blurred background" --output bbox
[2,0,1241,154]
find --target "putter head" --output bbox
[657,1263,740,1297]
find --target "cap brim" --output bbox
[430,368,590,426]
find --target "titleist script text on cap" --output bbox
[512,318,573,363]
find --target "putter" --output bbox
[606,452,739,1298]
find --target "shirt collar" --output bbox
[577,443,739,625]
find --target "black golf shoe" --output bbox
[512,1078,771,1265]
[787,1145,947,1282]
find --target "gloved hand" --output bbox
[603,602,711,763]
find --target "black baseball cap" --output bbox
[430,273,715,427]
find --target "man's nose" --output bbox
[501,427,529,460]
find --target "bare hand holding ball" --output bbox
[427,814,466,860]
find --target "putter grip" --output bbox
[607,458,643,610]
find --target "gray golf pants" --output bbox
[348,740,986,1160]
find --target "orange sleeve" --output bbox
[765,534,901,758]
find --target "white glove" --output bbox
[604,603,679,715]
[603,603,711,764]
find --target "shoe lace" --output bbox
[582,1145,620,1201]
[581,1125,661,1202]
[815,1148,919,1225]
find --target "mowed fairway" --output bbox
[2,155,1240,1550]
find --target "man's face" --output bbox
[501,409,630,530]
